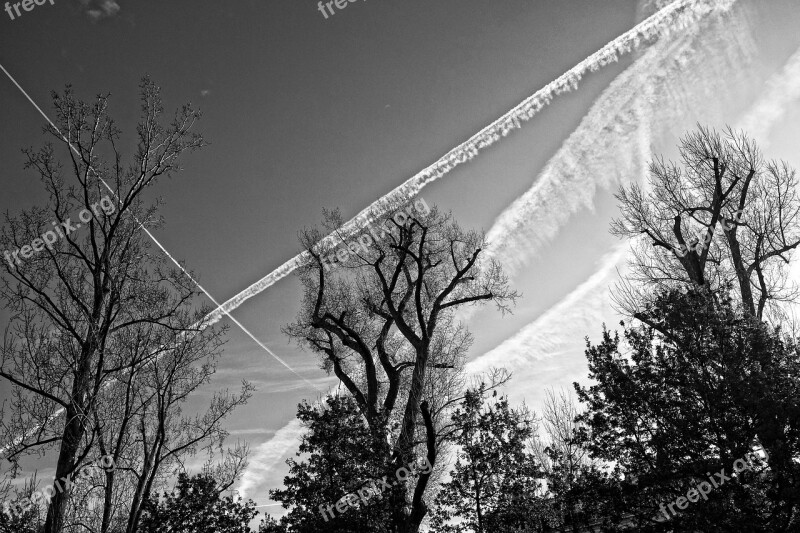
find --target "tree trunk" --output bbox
[126,438,162,533]
[44,400,86,533]
[725,230,756,316]
[100,469,114,533]
[45,340,95,533]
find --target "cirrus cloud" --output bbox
[77,0,120,21]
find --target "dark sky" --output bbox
[2,0,800,516]
[1,0,636,293]
[0,0,637,438]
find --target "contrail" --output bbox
[467,245,628,375]
[469,0,756,364]
[238,383,345,499]
[468,42,800,404]
[238,419,304,499]
[195,0,736,329]
[234,0,749,504]
[471,9,800,408]
[243,38,800,504]
[0,64,318,393]
[483,2,754,275]
[0,65,321,457]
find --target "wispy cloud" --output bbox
[193,0,739,330]
[246,376,334,395]
[468,244,628,378]
[228,428,277,437]
[78,0,120,21]
[464,1,758,410]
[483,3,754,277]
[233,2,756,508]
[238,419,304,500]
[470,10,800,414]
[736,45,800,147]
[736,44,800,319]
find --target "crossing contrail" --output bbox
[196,0,737,330]
[0,64,318,393]
[0,65,322,458]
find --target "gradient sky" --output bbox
[2,0,800,519]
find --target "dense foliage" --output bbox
[138,473,259,533]
[430,387,546,533]
[575,288,800,531]
[265,395,403,532]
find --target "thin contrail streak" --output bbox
[0,64,321,455]
[197,0,736,330]
[0,63,317,392]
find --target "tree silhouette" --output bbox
[138,473,258,533]
[285,203,518,532]
[0,79,245,533]
[576,288,800,531]
[430,385,546,533]
[612,126,800,322]
[266,394,402,533]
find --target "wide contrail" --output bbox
[466,0,754,368]
[470,40,800,407]
[736,45,800,147]
[240,33,800,502]
[483,0,753,275]
[197,0,736,329]
[233,0,744,501]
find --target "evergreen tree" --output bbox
[0,501,40,533]
[575,288,800,531]
[430,386,546,533]
[266,395,403,533]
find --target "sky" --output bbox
[2,0,800,520]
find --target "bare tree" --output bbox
[284,201,518,533]
[611,126,800,322]
[89,311,252,533]
[0,78,225,533]
[530,388,591,481]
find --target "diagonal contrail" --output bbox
[0,64,323,457]
[0,63,318,392]
[232,0,743,501]
[483,0,754,276]
[469,44,800,404]
[198,0,737,330]
[0,0,743,471]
